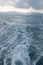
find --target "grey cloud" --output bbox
[14,0,43,9]
[14,0,29,8]
[15,0,43,9]
[28,0,43,9]
[0,0,43,9]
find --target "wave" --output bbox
[0,15,43,65]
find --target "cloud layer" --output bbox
[0,6,43,14]
[0,0,43,13]
[0,0,43,9]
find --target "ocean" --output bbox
[0,13,43,65]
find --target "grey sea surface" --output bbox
[0,13,43,65]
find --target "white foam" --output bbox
[11,45,30,65]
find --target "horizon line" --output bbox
[0,6,43,14]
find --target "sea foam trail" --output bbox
[12,45,30,65]
[0,14,43,65]
[0,23,31,65]
[0,24,41,65]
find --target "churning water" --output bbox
[0,13,43,65]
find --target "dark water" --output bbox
[0,13,43,65]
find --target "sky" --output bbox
[0,0,43,13]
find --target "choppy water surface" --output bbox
[0,13,43,65]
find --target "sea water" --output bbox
[0,13,43,65]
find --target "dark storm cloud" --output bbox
[28,0,43,9]
[14,0,43,9]
[15,0,43,9]
[14,0,29,8]
[0,0,43,9]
